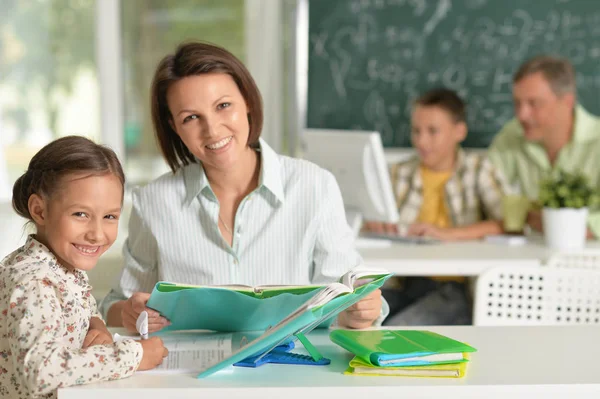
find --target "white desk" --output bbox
[358,236,600,276]
[59,325,600,398]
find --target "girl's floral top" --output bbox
[0,236,143,398]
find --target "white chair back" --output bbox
[546,250,600,270]
[474,266,600,326]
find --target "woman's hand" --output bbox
[121,292,170,334]
[337,289,382,329]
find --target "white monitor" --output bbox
[302,129,399,234]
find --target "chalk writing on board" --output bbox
[308,0,600,147]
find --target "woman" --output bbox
[99,42,385,332]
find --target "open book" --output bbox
[195,268,392,378]
[146,266,391,333]
[152,266,384,297]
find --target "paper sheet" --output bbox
[141,332,235,374]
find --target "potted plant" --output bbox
[538,170,600,250]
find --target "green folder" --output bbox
[330,330,477,367]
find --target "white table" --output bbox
[59,325,600,398]
[358,236,600,276]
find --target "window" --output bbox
[0,0,99,195]
[121,0,245,184]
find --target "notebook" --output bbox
[196,271,392,378]
[345,355,469,378]
[329,330,476,366]
[146,266,390,332]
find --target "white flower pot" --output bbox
[542,207,588,251]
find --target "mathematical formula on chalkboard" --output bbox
[306,0,600,147]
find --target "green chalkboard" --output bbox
[306,0,600,147]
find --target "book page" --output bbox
[163,282,322,294]
[141,332,235,374]
[340,266,390,288]
[304,283,353,308]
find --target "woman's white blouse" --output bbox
[99,140,385,320]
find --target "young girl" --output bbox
[0,136,167,398]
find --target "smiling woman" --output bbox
[100,41,388,333]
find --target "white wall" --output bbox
[0,202,28,259]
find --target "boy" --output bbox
[367,88,509,325]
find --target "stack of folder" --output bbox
[329,330,476,378]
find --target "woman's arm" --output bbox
[312,172,388,328]
[99,189,161,329]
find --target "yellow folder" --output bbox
[344,355,469,378]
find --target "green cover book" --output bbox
[146,266,391,332]
[330,329,477,366]
[196,271,392,378]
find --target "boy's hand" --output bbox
[83,317,114,348]
[408,223,455,241]
[362,221,399,235]
[337,289,382,329]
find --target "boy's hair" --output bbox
[12,135,125,221]
[151,41,264,172]
[513,55,575,96]
[414,88,466,123]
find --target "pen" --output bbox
[136,310,149,340]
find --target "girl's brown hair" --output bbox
[12,135,125,221]
[151,41,264,172]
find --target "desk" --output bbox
[59,325,600,399]
[358,236,600,276]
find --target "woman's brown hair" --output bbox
[12,135,125,221]
[151,41,264,172]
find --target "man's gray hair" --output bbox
[513,55,576,96]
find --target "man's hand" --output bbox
[83,317,114,348]
[337,289,382,329]
[526,210,543,232]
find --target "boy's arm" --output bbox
[409,220,503,240]
[444,220,503,240]
[476,156,509,222]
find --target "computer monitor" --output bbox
[302,129,399,234]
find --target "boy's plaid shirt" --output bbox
[390,149,509,227]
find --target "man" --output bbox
[488,55,600,237]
